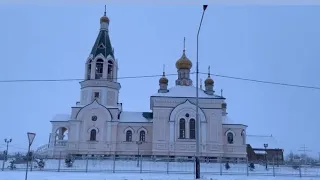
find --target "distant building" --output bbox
[37,11,249,160]
[246,135,284,164]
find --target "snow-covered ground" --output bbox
[1,159,319,179]
[0,171,319,180]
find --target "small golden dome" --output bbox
[175,51,192,69]
[205,77,214,85]
[159,76,168,84]
[100,16,109,23]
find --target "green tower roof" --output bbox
[90,23,114,59]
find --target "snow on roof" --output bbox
[51,114,70,122]
[152,85,223,98]
[119,111,152,123]
[223,116,234,124]
[246,135,282,149]
[254,150,265,154]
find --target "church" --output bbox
[43,11,248,160]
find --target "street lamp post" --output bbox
[195,5,208,180]
[276,148,279,167]
[264,143,268,170]
[136,141,142,167]
[25,132,36,180]
[2,138,12,171]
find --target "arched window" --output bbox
[87,60,92,80]
[227,132,234,144]
[189,119,195,139]
[139,131,146,142]
[107,60,113,80]
[95,59,104,79]
[179,118,186,139]
[241,130,246,145]
[90,129,97,141]
[126,130,132,142]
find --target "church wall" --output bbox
[71,107,81,119]
[222,125,247,146]
[80,87,119,107]
[151,107,171,156]
[115,123,153,155]
[221,125,247,158]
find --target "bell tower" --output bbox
[79,7,121,108]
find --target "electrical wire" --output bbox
[0,72,319,90]
[201,72,320,90]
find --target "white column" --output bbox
[201,122,206,152]
[169,121,175,152]
[107,121,112,142]
[169,121,174,143]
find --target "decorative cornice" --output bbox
[80,79,121,90]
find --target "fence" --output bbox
[1,155,320,178]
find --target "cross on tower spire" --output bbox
[163,64,166,76]
[183,37,186,52]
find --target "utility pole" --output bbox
[2,138,12,171]
[298,144,311,165]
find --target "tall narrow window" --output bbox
[227,132,234,144]
[107,60,113,81]
[241,130,246,145]
[179,118,186,139]
[126,130,132,142]
[139,131,146,142]
[189,119,195,139]
[90,129,97,141]
[94,92,100,99]
[87,60,92,80]
[95,59,104,79]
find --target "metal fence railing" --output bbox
[0,155,319,178]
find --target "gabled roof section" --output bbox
[119,111,152,123]
[90,29,114,59]
[246,135,282,149]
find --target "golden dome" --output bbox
[100,16,110,23]
[205,77,214,85]
[159,76,168,84]
[175,51,192,69]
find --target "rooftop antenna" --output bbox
[221,89,223,97]
[104,5,107,16]
[208,66,211,77]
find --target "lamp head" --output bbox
[203,5,208,11]
[27,132,36,145]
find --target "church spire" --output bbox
[175,37,193,86]
[90,6,114,59]
[204,66,214,95]
[158,65,169,93]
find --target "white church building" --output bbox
[42,12,248,160]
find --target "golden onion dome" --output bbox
[159,71,168,84]
[159,76,168,84]
[100,16,110,23]
[205,77,214,86]
[175,51,192,69]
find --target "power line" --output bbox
[0,72,319,90]
[0,73,182,83]
[203,72,320,90]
